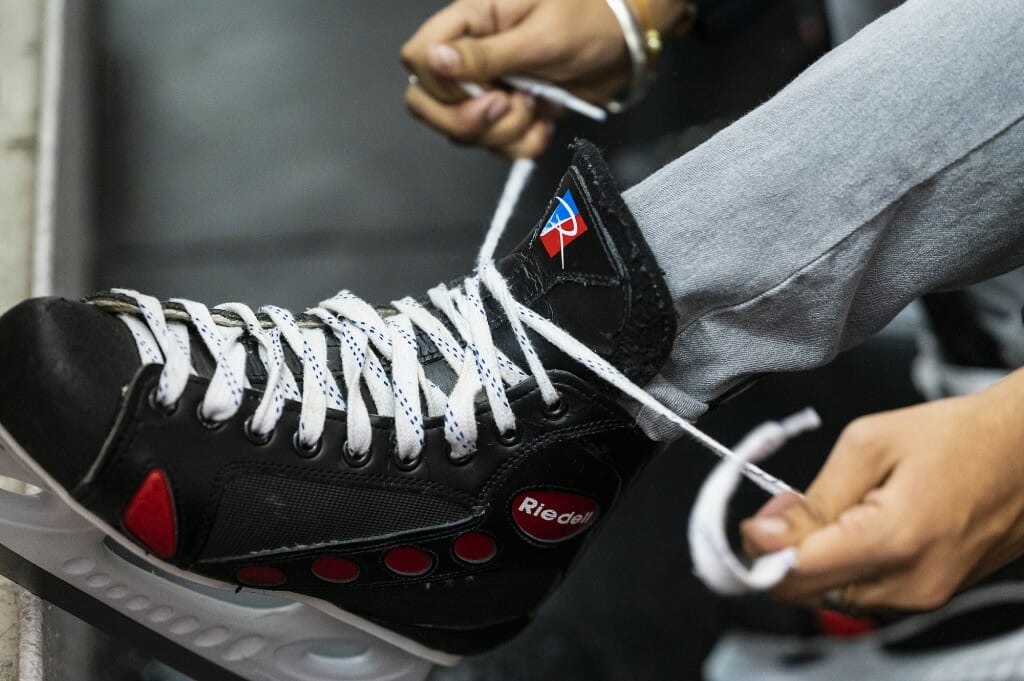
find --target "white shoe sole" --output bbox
[0,421,453,681]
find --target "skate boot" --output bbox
[0,140,679,679]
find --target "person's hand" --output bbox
[400,0,685,158]
[741,367,1024,612]
[401,0,628,158]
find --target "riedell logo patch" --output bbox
[511,490,599,543]
[539,189,589,268]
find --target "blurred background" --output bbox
[90,0,829,307]
[3,0,1022,679]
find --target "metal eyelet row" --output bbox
[151,387,571,469]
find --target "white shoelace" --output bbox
[111,80,807,596]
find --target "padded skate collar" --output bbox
[497,139,676,386]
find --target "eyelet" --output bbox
[195,401,225,430]
[447,449,475,466]
[393,450,422,472]
[542,395,568,420]
[442,439,474,466]
[292,431,322,458]
[243,416,272,445]
[495,426,522,447]
[342,442,372,468]
[148,388,179,417]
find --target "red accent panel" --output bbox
[511,490,599,543]
[383,547,433,577]
[122,469,177,558]
[453,532,497,564]
[236,565,286,587]
[540,216,589,258]
[311,556,360,583]
[818,610,876,637]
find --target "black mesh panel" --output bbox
[200,474,470,560]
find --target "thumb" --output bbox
[743,494,896,605]
[429,31,537,83]
[744,418,896,560]
[742,492,826,558]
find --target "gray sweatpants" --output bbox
[623,0,1024,438]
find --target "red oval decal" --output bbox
[453,532,497,564]
[511,490,599,543]
[236,565,286,587]
[312,556,360,584]
[383,547,433,577]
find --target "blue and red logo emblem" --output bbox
[539,189,589,265]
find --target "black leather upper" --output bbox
[83,363,662,653]
[0,297,140,489]
[0,139,676,655]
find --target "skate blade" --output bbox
[0,423,448,681]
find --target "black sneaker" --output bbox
[0,141,676,677]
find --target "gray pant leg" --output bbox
[623,0,1024,437]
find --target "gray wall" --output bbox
[96,0,509,308]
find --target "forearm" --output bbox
[623,0,1024,431]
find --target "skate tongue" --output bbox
[496,140,674,385]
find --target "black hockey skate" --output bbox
[0,141,677,680]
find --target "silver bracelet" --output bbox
[604,0,651,113]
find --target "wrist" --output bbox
[973,367,1024,446]
[605,0,697,112]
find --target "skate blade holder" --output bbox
[0,427,438,681]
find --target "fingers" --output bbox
[438,30,549,84]
[479,92,539,147]
[740,419,912,606]
[804,416,897,521]
[774,492,899,602]
[405,83,552,158]
[743,416,897,560]
[742,496,892,604]
[741,492,804,558]
[399,0,617,154]
[406,84,508,143]
[502,118,555,159]
[401,1,540,103]
[846,571,957,612]
[770,468,945,609]
[742,391,1024,615]
[401,3,478,104]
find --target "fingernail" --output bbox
[484,95,510,122]
[429,44,462,74]
[524,94,537,110]
[756,492,800,519]
[748,517,789,536]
